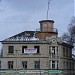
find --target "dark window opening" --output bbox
[34,61,40,69]
[70,62,71,69]
[52,61,55,69]
[22,61,27,69]
[63,47,65,56]
[0,61,1,69]
[34,46,40,53]
[8,61,13,69]
[22,46,27,53]
[8,46,14,53]
[66,48,68,57]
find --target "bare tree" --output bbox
[61,17,75,46]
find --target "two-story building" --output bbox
[0,20,74,75]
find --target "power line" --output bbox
[0,21,38,23]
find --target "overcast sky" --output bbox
[0,0,74,41]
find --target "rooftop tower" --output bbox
[36,20,58,39]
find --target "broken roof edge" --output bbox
[1,30,37,42]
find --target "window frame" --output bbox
[22,46,27,53]
[34,46,40,54]
[50,60,58,69]
[8,61,13,69]
[52,61,55,69]
[34,61,40,69]
[63,47,65,57]
[0,61,1,69]
[8,46,14,54]
[49,46,58,58]
[22,61,27,69]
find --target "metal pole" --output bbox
[48,43,50,75]
[47,0,52,20]
[15,50,18,75]
[39,59,41,75]
[17,50,25,75]
[48,44,49,75]
[47,1,49,19]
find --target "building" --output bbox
[0,20,75,75]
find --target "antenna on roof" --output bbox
[47,0,52,20]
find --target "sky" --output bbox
[0,0,74,41]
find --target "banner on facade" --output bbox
[24,48,37,54]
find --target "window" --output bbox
[50,61,58,69]
[69,49,72,58]
[57,61,58,69]
[34,61,40,69]
[8,46,14,53]
[22,61,27,69]
[49,46,58,54]
[52,46,55,54]
[51,46,55,58]
[0,61,1,69]
[66,62,68,69]
[49,46,58,58]
[70,62,71,69]
[66,48,68,57]
[34,46,40,53]
[8,61,13,69]
[52,61,55,69]
[22,46,27,53]
[63,47,65,57]
[57,47,58,55]
[63,61,65,69]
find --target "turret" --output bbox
[36,20,58,39]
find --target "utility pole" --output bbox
[15,50,18,75]
[15,50,24,75]
[39,59,41,75]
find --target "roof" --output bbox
[1,31,37,42]
[39,20,54,23]
[0,30,73,49]
[58,42,73,48]
[62,42,73,48]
